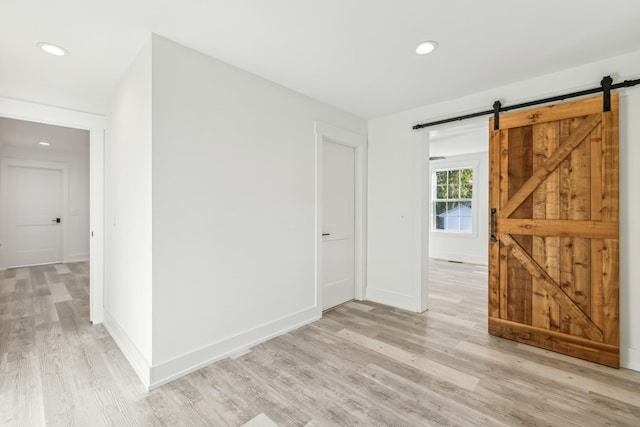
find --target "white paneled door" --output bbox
[322,141,355,310]
[6,165,63,267]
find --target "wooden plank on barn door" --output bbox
[498,129,509,320]
[559,116,592,337]
[590,121,604,332]
[488,94,619,368]
[506,127,533,326]
[532,121,560,332]
[497,219,616,239]
[488,128,502,319]
[602,104,620,347]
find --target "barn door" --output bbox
[488,94,619,367]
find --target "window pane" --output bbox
[459,201,472,231]
[448,183,459,199]
[444,216,460,231]
[461,168,473,185]
[447,202,459,216]
[460,216,472,231]
[435,201,447,215]
[436,185,447,199]
[460,183,473,198]
[449,169,460,186]
[459,201,472,214]
[436,171,447,185]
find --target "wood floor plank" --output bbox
[0,278,17,294]
[423,310,477,329]
[363,362,512,427]
[515,342,640,385]
[49,282,72,303]
[456,340,640,408]
[210,358,313,426]
[33,295,59,326]
[188,367,256,426]
[140,391,184,427]
[0,356,46,426]
[342,301,374,312]
[53,264,72,275]
[240,344,403,426]
[337,328,480,391]
[242,412,279,427]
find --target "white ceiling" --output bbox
[1,1,639,119]
[0,117,90,154]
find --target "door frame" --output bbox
[315,121,367,313]
[0,159,70,267]
[0,97,105,324]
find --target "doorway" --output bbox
[0,97,105,323]
[427,123,489,266]
[0,118,88,271]
[423,121,490,312]
[422,95,620,368]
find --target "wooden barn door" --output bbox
[488,94,619,367]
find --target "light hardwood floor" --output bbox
[1,260,639,426]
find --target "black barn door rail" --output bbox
[413,75,640,131]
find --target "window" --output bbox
[432,167,473,233]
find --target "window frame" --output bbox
[430,159,478,237]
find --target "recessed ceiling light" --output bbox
[36,42,68,56]
[416,41,439,55]
[39,141,51,146]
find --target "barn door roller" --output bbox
[601,75,613,112]
[492,101,501,131]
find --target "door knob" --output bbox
[52,218,61,223]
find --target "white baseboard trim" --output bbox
[64,254,89,263]
[366,287,419,312]
[429,252,488,265]
[103,311,152,389]
[149,305,321,390]
[621,346,640,372]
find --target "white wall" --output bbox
[149,35,366,386]
[367,119,425,311]
[104,38,153,385]
[367,48,640,371]
[428,149,488,265]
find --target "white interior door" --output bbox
[6,165,63,267]
[322,141,355,310]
